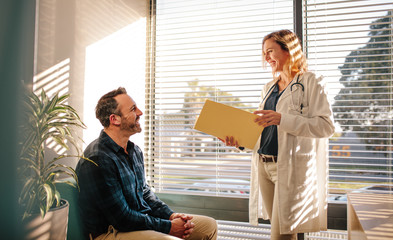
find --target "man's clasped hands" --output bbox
[169,213,195,239]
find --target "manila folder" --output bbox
[193,100,264,149]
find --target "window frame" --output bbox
[146,1,392,230]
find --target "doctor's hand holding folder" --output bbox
[193,99,268,150]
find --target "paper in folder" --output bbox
[194,100,264,149]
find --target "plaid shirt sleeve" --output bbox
[133,146,174,219]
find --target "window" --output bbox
[146,0,393,198]
[304,0,393,197]
[145,0,293,197]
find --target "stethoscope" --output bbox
[262,74,305,114]
[290,75,304,92]
[290,75,305,114]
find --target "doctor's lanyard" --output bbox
[261,75,305,114]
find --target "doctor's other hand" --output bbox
[254,110,281,127]
[218,136,239,148]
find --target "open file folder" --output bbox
[193,100,264,149]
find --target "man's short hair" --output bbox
[95,87,127,128]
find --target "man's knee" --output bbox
[202,216,217,232]
[189,215,217,240]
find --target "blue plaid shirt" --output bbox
[76,130,174,236]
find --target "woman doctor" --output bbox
[223,30,335,240]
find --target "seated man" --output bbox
[76,87,217,240]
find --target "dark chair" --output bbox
[56,177,85,240]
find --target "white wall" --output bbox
[34,0,147,166]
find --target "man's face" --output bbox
[114,94,143,135]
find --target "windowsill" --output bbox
[156,193,347,230]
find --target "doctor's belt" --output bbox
[259,154,277,163]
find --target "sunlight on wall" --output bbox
[83,18,146,148]
[33,58,71,155]
[33,58,70,98]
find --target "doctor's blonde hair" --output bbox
[262,29,308,78]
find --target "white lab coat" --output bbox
[248,72,335,234]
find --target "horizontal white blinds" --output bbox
[147,0,392,198]
[304,0,393,194]
[146,0,293,197]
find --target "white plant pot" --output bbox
[23,199,69,240]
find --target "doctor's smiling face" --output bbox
[263,38,290,74]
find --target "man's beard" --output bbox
[121,119,141,133]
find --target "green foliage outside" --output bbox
[333,11,393,155]
[182,80,251,112]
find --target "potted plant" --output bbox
[18,89,88,240]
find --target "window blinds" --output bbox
[146,0,392,198]
[145,0,293,197]
[304,0,393,196]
